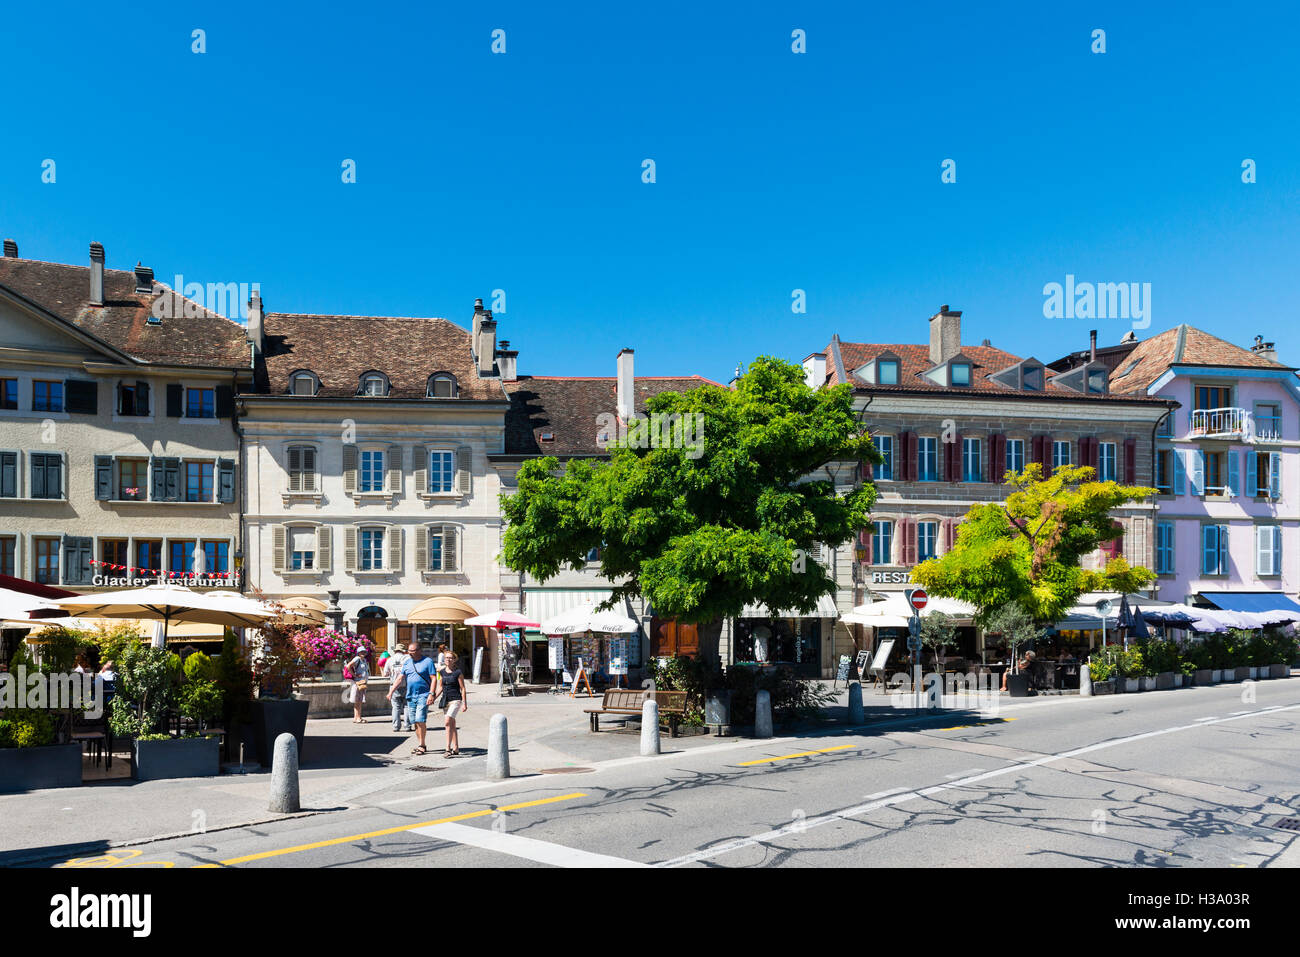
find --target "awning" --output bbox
[1199,591,1300,621]
[739,594,839,619]
[523,589,613,624]
[407,596,479,624]
[845,593,975,627]
[1055,592,1175,630]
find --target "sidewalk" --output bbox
[0,680,1003,864]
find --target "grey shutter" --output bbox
[302,447,317,492]
[62,535,91,585]
[415,525,429,570]
[30,456,45,499]
[343,445,358,493]
[135,381,150,416]
[443,526,458,572]
[287,446,302,492]
[316,526,331,570]
[456,445,472,494]
[344,526,358,572]
[387,526,402,572]
[217,458,236,503]
[387,445,402,493]
[272,525,286,573]
[151,457,166,501]
[0,452,15,498]
[413,444,428,494]
[94,455,114,500]
[166,383,183,417]
[164,457,181,501]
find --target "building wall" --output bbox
[0,301,243,590]
[1152,372,1300,602]
[241,399,509,666]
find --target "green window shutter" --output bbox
[135,381,150,416]
[343,445,358,494]
[217,458,236,503]
[166,383,183,417]
[164,457,181,501]
[272,525,286,573]
[150,457,166,501]
[215,385,235,418]
[287,446,302,492]
[316,526,331,571]
[94,455,114,500]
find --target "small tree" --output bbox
[920,611,959,671]
[108,643,177,738]
[983,601,1046,672]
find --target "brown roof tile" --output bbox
[1109,325,1293,394]
[503,375,722,455]
[0,256,251,368]
[259,313,504,400]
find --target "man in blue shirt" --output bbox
[387,641,438,754]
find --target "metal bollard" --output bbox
[755,689,773,738]
[847,682,865,724]
[1079,658,1093,697]
[487,713,510,780]
[640,699,660,755]
[269,732,300,813]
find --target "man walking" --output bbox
[383,643,411,732]
[387,641,438,755]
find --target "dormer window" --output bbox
[291,372,319,396]
[1087,368,1108,394]
[360,373,388,397]
[427,373,458,398]
[951,363,971,387]
[878,360,900,385]
[1023,366,1043,390]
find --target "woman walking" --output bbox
[433,651,468,758]
[344,645,371,723]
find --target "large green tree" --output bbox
[911,463,1156,624]
[500,357,880,624]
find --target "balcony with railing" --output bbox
[1190,407,1249,440]
[1254,414,1283,442]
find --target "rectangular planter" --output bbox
[133,736,220,782]
[1139,676,1157,692]
[1234,667,1252,682]
[1193,670,1213,686]
[1123,678,1140,693]
[1248,667,1259,680]
[252,697,310,767]
[1211,669,1224,682]
[0,743,81,792]
[1269,663,1290,679]
[1155,672,1176,691]
[1173,674,1184,688]
[1092,679,1115,695]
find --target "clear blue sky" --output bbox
[2,2,1296,382]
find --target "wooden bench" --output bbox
[585,689,688,737]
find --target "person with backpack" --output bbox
[388,641,439,755]
[382,643,411,732]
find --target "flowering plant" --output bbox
[292,628,358,669]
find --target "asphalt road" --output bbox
[48,680,1300,869]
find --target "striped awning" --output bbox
[523,589,615,625]
[739,594,840,619]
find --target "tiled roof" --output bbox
[1108,324,1293,394]
[503,375,721,455]
[258,313,504,400]
[0,256,252,368]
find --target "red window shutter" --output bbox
[951,433,963,483]
[860,527,872,565]
[941,518,953,552]
[1123,437,1136,485]
[987,434,1001,483]
[901,518,915,564]
[900,432,914,481]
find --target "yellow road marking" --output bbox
[933,718,1018,731]
[738,744,857,767]
[214,792,588,866]
[58,849,175,869]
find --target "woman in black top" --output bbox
[434,651,468,758]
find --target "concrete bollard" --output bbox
[487,713,510,780]
[268,732,300,813]
[1079,658,1093,697]
[755,690,773,738]
[640,699,660,755]
[847,682,864,724]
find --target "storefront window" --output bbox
[733,618,821,676]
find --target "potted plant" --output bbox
[1267,629,1297,678]
[249,616,312,766]
[109,644,221,781]
[1087,652,1116,695]
[216,628,255,763]
[984,602,1046,697]
[0,707,80,792]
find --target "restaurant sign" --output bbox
[870,569,914,583]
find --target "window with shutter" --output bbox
[1123,437,1137,485]
[272,525,287,572]
[287,446,302,492]
[316,526,331,570]
[387,526,402,572]
[387,445,403,493]
[166,383,183,417]
[217,458,236,503]
[65,379,97,415]
[415,526,429,570]
[0,451,17,498]
[344,526,358,571]
[413,444,429,494]
[30,453,62,499]
[94,455,113,500]
[456,445,472,494]
[443,525,458,572]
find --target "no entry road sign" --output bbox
[908,588,928,612]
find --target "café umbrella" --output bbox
[54,583,274,648]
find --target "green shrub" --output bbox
[109,644,178,738]
[182,651,215,683]
[0,710,56,748]
[216,628,255,729]
[724,664,835,725]
[644,655,719,725]
[178,679,224,724]
[1139,637,1182,675]
[84,622,145,672]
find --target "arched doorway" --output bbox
[357,605,389,662]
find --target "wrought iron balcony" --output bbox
[1190,407,1249,440]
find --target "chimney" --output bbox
[928,304,961,365]
[246,290,265,355]
[1252,335,1278,362]
[496,339,518,382]
[477,312,497,376]
[471,298,485,359]
[134,262,154,294]
[803,352,827,389]
[616,349,635,420]
[1089,329,1097,363]
[2,239,16,258]
[89,242,105,306]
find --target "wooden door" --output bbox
[650,618,699,658]
[358,618,388,661]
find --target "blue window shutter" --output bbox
[1190,451,1205,496]
[1173,450,1185,495]
[1218,525,1228,575]
[1270,452,1282,500]
[1246,451,1257,496]
[1274,526,1283,574]
[1227,452,1239,496]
